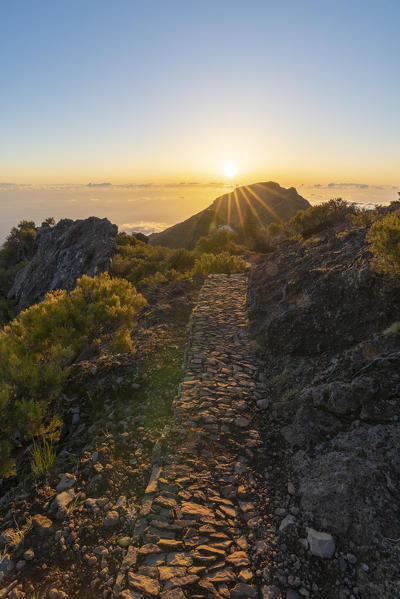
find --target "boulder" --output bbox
[294,425,400,544]
[32,514,53,535]
[56,473,76,492]
[279,514,297,532]
[104,510,119,528]
[0,554,14,574]
[51,489,75,518]
[9,217,118,310]
[306,527,335,558]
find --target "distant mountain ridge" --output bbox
[149,181,310,249]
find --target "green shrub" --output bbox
[0,222,38,324]
[194,230,245,255]
[267,222,283,236]
[30,438,56,478]
[13,400,48,439]
[110,329,134,353]
[111,231,247,290]
[0,295,17,327]
[111,237,174,285]
[192,252,246,278]
[290,199,356,236]
[349,209,379,227]
[366,211,400,275]
[0,273,146,477]
[166,248,195,271]
[0,218,57,325]
[1,220,37,265]
[111,236,195,288]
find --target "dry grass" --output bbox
[2,517,32,549]
[66,495,82,517]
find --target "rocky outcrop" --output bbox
[248,220,400,597]
[8,217,118,310]
[248,227,400,355]
[294,424,400,544]
[150,181,310,249]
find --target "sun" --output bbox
[223,163,237,178]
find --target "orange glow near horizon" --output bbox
[1,161,399,188]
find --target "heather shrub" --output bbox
[0,221,39,324]
[192,252,246,278]
[111,236,178,286]
[112,236,193,288]
[194,230,245,255]
[0,273,146,477]
[267,222,283,236]
[349,209,379,227]
[111,232,246,289]
[110,329,134,353]
[166,248,195,271]
[366,211,400,275]
[1,220,37,265]
[290,199,356,236]
[0,218,59,324]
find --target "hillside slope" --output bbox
[149,181,310,249]
[248,210,400,597]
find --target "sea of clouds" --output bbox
[0,181,398,242]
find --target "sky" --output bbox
[0,0,399,237]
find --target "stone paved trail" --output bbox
[116,274,276,599]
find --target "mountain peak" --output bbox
[150,181,310,249]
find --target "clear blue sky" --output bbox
[1,0,399,184]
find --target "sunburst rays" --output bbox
[232,188,245,235]
[240,186,265,228]
[212,183,284,239]
[245,184,283,223]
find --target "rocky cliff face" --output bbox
[9,217,118,310]
[248,220,400,597]
[248,227,400,355]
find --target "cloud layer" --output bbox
[120,221,171,235]
[0,180,398,242]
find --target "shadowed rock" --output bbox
[8,216,118,310]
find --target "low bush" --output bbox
[290,199,357,237]
[111,232,246,288]
[366,211,400,275]
[349,209,380,227]
[166,248,195,271]
[194,230,245,255]
[0,222,37,324]
[1,220,37,265]
[0,273,146,477]
[192,252,246,278]
[111,234,186,287]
